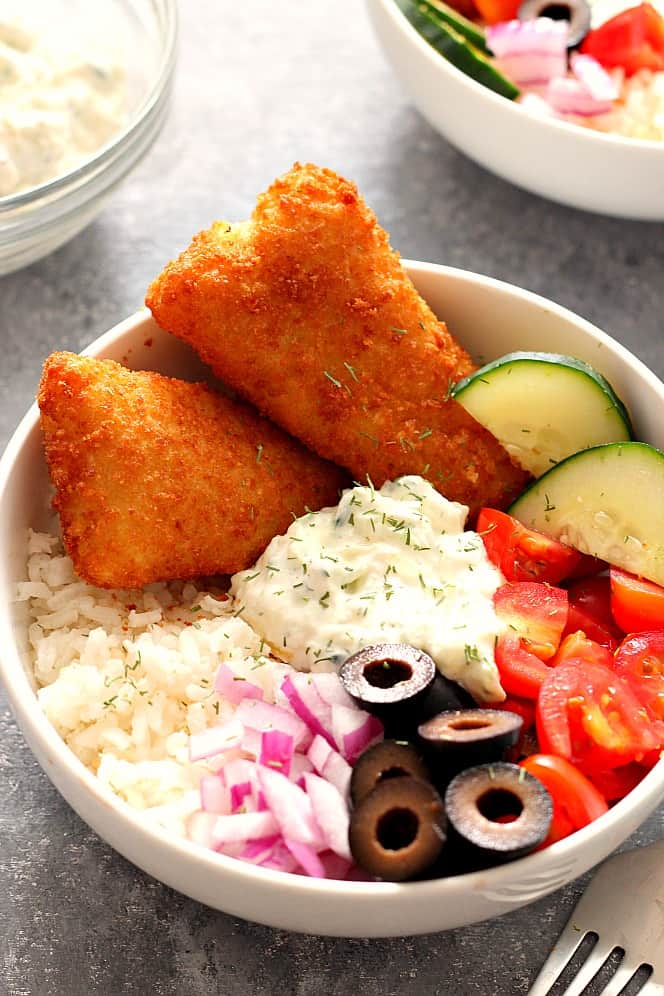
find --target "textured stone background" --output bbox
[1,3,663,994]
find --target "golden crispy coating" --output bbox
[146,163,529,516]
[38,352,347,588]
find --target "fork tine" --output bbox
[528,927,599,996]
[599,962,643,996]
[554,944,616,996]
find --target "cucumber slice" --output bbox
[452,352,633,477]
[509,442,664,586]
[416,0,489,53]
[398,0,520,100]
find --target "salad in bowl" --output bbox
[1,164,663,934]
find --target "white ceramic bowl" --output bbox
[1,262,663,937]
[367,0,664,220]
[0,0,177,276]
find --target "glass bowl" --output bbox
[0,0,177,275]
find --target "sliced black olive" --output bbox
[444,762,552,865]
[350,739,430,806]
[349,776,447,881]
[340,644,436,736]
[518,0,592,48]
[419,671,477,719]
[418,709,523,765]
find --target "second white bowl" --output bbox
[367,0,664,219]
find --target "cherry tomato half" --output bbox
[585,763,647,803]
[494,581,568,661]
[536,660,659,773]
[520,753,608,846]
[613,630,664,723]
[549,630,614,670]
[580,2,664,76]
[495,634,550,700]
[564,576,622,650]
[610,569,664,633]
[477,508,581,584]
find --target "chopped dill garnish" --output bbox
[419,428,433,439]
[255,444,263,464]
[323,370,342,388]
[343,361,359,382]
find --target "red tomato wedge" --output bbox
[477,508,581,584]
[494,582,568,661]
[586,763,647,802]
[613,630,664,724]
[580,3,664,75]
[549,630,614,670]
[565,576,622,650]
[494,634,550,699]
[536,660,659,773]
[520,754,608,846]
[473,0,520,24]
[610,569,664,633]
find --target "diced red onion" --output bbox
[259,841,298,874]
[185,810,218,849]
[235,698,309,748]
[239,835,280,862]
[280,673,336,748]
[229,780,253,812]
[214,662,265,704]
[495,52,567,85]
[570,53,619,102]
[330,703,383,764]
[487,18,567,84]
[256,765,324,847]
[211,810,279,846]
[307,672,356,709]
[304,773,352,860]
[199,773,229,814]
[259,729,294,776]
[546,76,613,116]
[318,851,353,881]
[306,734,353,799]
[221,757,256,786]
[284,838,327,878]
[188,717,245,762]
[240,728,262,759]
[289,752,314,783]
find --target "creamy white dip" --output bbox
[0,16,126,195]
[231,476,506,703]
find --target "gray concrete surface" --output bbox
[1,2,663,994]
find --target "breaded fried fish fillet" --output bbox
[146,163,529,516]
[38,352,347,588]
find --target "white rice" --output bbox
[579,69,664,142]
[521,68,664,141]
[18,530,286,835]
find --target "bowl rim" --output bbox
[371,0,664,155]
[0,0,178,211]
[1,260,663,910]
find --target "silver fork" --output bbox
[529,838,664,996]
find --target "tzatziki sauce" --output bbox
[0,15,126,196]
[231,476,507,703]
